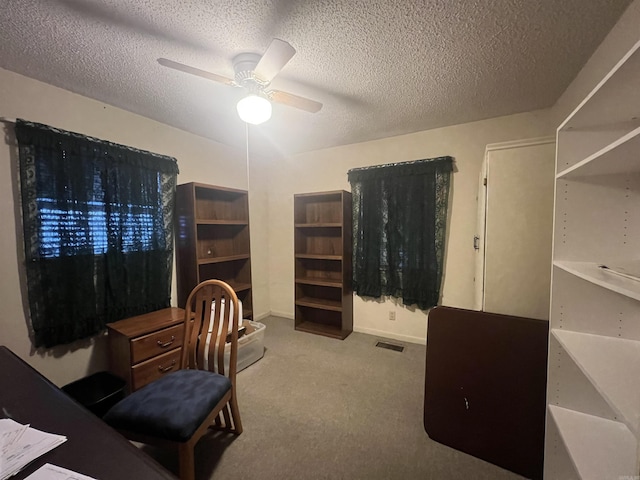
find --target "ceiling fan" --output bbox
[158,38,322,124]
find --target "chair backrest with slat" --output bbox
[182,280,240,383]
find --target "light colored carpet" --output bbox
[142,316,526,480]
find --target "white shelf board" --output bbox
[549,405,636,479]
[554,261,640,302]
[559,38,640,131]
[553,329,640,435]
[557,126,640,178]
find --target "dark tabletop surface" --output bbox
[0,345,177,480]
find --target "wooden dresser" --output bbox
[107,307,185,393]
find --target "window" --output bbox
[16,119,179,348]
[348,157,453,310]
[38,197,160,257]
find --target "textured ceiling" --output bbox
[0,0,633,156]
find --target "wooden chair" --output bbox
[104,280,243,480]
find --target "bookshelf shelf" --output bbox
[549,405,636,479]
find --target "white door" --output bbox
[478,138,555,320]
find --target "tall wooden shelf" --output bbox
[175,182,253,318]
[294,191,353,340]
[544,39,640,479]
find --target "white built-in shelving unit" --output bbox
[544,38,640,479]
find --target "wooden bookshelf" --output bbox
[175,183,253,317]
[294,191,352,340]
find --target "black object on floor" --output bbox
[62,371,126,418]
[375,341,405,352]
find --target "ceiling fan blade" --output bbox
[158,58,234,85]
[269,90,323,113]
[253,39,296,83]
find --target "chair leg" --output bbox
[230,395,243,434]
[178,443,195,480]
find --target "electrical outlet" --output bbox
[389,311,396,321]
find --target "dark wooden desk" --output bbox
[0,346,177,480]
[424,307,548,480]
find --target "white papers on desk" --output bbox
[24,463,97,480]
[0,419,67,480]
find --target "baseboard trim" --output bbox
[255,312,426,345]
[266,310,295,320]
[252,311,272,322]
[353,326,426,346]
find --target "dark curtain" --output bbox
[16,119,179,348]
[348,157,453,310]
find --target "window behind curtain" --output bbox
[348,157,453,310]
[16,119,179,348]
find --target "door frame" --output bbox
[474,136,556,311]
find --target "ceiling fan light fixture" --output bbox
[237,94,272,125]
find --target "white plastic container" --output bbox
[234,321,266,372]
[210,320,266,373]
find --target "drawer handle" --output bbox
[158,360,176,373]
[157,336,175,348]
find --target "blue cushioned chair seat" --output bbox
[104,369,231,442]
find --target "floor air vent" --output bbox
[375,341,405,352]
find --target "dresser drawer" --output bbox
[131,348,182,391]
[107,307,185,393]
[130,324,184,364]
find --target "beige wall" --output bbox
[0,67,271,386]
[266,0,640,345]
[268,110,553,344]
